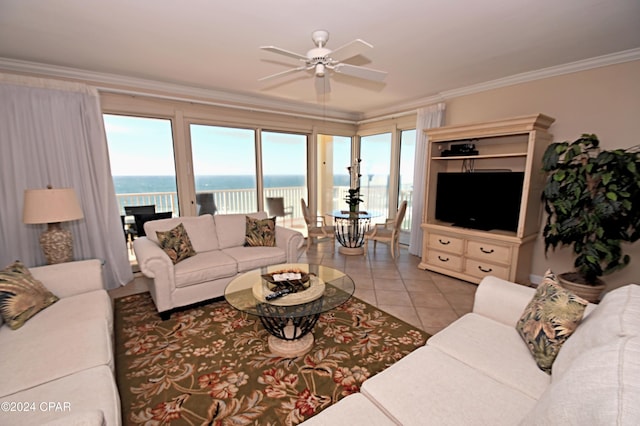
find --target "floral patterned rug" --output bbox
[114,292,428,425]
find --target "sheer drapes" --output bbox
[0,74,133,289]
[408,103,446,256]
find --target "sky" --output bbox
[103,114,414,182]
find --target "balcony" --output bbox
[116,186,413,236]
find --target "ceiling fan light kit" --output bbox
[260,29,388,94]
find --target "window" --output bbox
[317,134,352,215]
[103,114,179,216]
[398,129,416,243]
[190,124,257,214]
[360,133,392,220]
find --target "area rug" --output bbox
[114,292,428,425]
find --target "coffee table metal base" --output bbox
[268,325,315,357]
[256,300,322,357]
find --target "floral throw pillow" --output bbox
[156,223,196,264]
[516,270,588,373]
[244,216,276,247]
[0,261,59,330]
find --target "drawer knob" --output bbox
[438,239,450,245]
[438,256,450,262]
[480,247,494,254]
[478,266,493,273]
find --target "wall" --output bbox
[444,59,640,289]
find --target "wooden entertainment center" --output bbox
[418,114,555,285]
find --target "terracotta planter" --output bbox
[557,272,605,304]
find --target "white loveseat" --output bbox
[304,276,640,425]
[133,212,304,318]
[0,260,120,425]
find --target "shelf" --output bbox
[432,152,528,160]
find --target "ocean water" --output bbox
[113,175,351,194]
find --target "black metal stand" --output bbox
[334,215,371,248]
[256,298,323,341]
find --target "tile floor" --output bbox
[109,238,478,336]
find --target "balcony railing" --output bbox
[116,186,413,231]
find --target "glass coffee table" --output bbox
[224,263,355,357]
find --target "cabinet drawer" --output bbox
[466,240,511,263]
[427,233,464,254]
[426,250,463,272]
[465,259,510,281]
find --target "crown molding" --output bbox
[362,48,640,120]
[0,57,361,123]
[2,48,639,124]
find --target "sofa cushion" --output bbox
[156,223,197,264]
[174,250,238,289]
[516,271,588,373]
[428,313,551,399]
[222,246,287,272]
[215,212,266,249]
[244,216,276,247]
[520,335,640,426]
[301,393,396,425]
[0,365,119,426]
[553,284,640,379]
[145,214,220,252]
[0,290,113,345]
[360,346,537,426]
[0,318,113,397]
[0,261,59,330]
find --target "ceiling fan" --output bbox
[259,29,388,94]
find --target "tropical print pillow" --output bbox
[244,216,276,247]
[156,223,196,264]
[516,270,588,373]
[0,261,59,330]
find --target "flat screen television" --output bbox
[435,171,524,232]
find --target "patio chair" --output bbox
[196,193,217,215]
[300,198,335,252]
[364,200,407,258]
[134,211,173,237]
[266,197,293,226]
[124,205,156,240]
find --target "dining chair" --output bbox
[300,198,335,252]
[266,197,293,226]
[364,200,408,258]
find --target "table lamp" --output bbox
[22,186,84,264]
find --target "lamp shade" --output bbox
[23,187,84,224]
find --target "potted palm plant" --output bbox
[541,133,640,302]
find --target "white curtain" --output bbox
[0,74,133,289]
[408,103,446,257]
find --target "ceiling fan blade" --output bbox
[329,39,373,62]
[333,63,388,82]
[315,75,331,95]
[260,46,309,61]
[258,65,307,81]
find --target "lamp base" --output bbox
[40,223,74,264]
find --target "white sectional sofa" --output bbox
[304,276,640,425]
[133,212,304,318]
[0,260,120,425]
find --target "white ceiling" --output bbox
[1,0,639,120]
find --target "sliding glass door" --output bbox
[261,131,307,228]
[190,124,257,214]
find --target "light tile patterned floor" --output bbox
[109,239,478,336]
